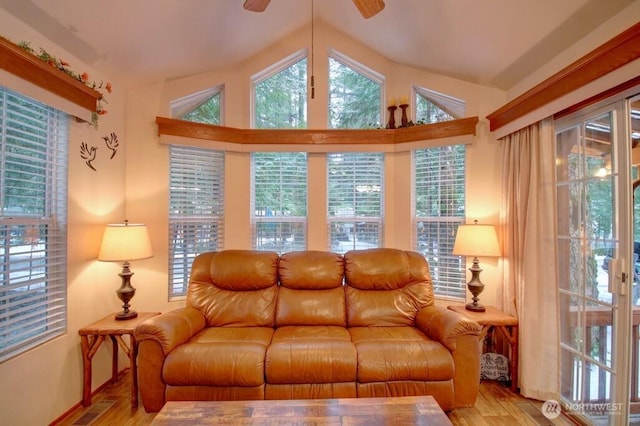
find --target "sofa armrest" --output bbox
[415,305,481,351]
[135,306,206,355]
[134,306,206,412]
[416,305,483,408]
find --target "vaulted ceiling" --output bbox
[0,0,635,91]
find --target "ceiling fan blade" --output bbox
[243,0,271,12]
[352,0,385,19]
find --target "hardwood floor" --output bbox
[53,372,578,425]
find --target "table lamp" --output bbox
[98,220,153,320]
[452,220,501,312]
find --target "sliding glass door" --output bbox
[556,94,638,425]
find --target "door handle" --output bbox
[608,258,626,295]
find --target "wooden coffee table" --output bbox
[151,395,452,425]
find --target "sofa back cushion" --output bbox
[276,251,346,326]
[187,250,279,327]
[344,248,434,326]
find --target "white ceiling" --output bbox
[0,0,635,91]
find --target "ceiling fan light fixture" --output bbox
[352,0,385,19]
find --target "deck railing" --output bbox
[570,306,640,412]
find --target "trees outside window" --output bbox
[414,145,466,299]
[168,145,224,298]
[251,152,307,253]
[0,87,68,362]
[328,52,382,129]
[254,53,307,129]
[251,52,309,253]
[412,86,467,299]
[328,152,384,253]
[171,85,223,125]
[168,86,225,298]
[414,86,464,124]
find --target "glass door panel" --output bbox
[557,108,629,425]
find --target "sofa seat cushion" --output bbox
[349,326,454,382]
[266,326,357,384]
[163,327,273,387]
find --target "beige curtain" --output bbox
[500,117,559,401]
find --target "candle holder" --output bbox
[399,104,409,127]
[387,105,397,129]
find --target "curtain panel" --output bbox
[500,117,559,401]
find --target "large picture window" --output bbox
[168,145,224,298]
[0,87,68,362]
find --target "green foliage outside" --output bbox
[328,58,380,129]
[415,95,454,124]
[253,152,307,217]
[181,94,221,125]
[255,58,307,129]
[327,152,383,217]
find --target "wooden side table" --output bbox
[78,312,160,408]
[448,305,519,392]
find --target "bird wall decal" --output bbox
[80,142,98,171]
[103,132,119,159]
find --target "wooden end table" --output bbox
[447,305,519,392]
[78,312,160,408]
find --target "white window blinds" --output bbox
[0,86,68,362]
[414,145,466,299]
[251,152,307,253]
[328,152,384,254]
[169,145,224,298]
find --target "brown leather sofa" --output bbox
[134,248,482,412]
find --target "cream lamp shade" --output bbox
[98,221,153,320]
[452,220,501,312]
[452,222,501,258]
[98,222,153,262]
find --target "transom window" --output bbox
[252,51,307,129]
[414,86,465,124]
[171,85,223,125]
[328,50,383,129]
[0,87,68,362]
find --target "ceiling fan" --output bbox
[243,0,385,19]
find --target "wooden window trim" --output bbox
[0,37,100,112]
[487,21,640,132]
[155,116,478,145]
